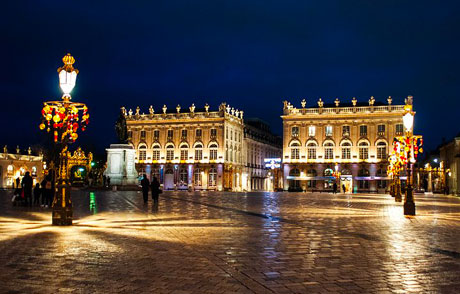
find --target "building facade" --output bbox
[281,97,407,193]
[242,119,282,191]
[440,134,460,195]
[0,146,44,188]
[125,103,244,191]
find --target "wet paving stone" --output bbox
[1,190,460,293]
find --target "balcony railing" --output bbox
[286,105,405,116]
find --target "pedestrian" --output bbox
[33,183,41,205]
[107,176,111,187]
[21,172,33,206]
[103,175,107,188]
[15,177,20,190]
[41,175,53,207]
[150,176,161,204]
[140,174,150,204]
[333,182,338,194]
[342,184,346,193]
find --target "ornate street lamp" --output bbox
[401,97,422,215]
[39,54,89,225]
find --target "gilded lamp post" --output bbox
[39,54,89,225]
[394,96,422,215]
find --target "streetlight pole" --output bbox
[401,96,422,216]
[39,54,89,225]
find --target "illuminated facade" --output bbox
[242,119,282,191]
[0,146,44,188]
[281,97,407,193]
[440,134,460,195]
[125,103,244,191]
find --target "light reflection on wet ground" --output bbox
[1,190,460,293]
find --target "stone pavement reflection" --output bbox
[1,190,460,293]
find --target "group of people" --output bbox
[140,175,161,204]
[13,172,54,207]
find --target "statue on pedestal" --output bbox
[115,108,128,144]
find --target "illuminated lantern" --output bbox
[53,114,61,123]
[58,54,78,99]
[46,113,52,121]
[39,123,45,130]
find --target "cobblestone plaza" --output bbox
[1,190,460,293]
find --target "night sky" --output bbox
[2,1,460,155]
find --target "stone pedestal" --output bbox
[105,144,138,185]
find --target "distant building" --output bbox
[125,103,244,191]
[242,119,282,191]
[0,146,44,188]
[281,97,407,193]
[440,134,460,195]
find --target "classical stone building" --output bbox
[440,134,460,195]
[0,146,44,188]
[242,119,282,191]
[281,96,408,193]
[125,103,244,191]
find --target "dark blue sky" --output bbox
[1,1,459,154]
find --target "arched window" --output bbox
[209,143,218,160]
[324,142,334,159]
[340,141,351,159]
[289,168,300,177]
[179,168,188,185]
[358,168,370,189]
[209,167,217,186]
[377,141,387,160]
[138,144,147,161]
[180,143,189,161]
[290,141,300,160]
[31,166,37,177]
[194,143,203,160]
[166,144,175,161]
[359,141,369,160]
[152,144,161,160]
[194,168,202,186]
[307,142,317,159]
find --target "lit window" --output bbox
[209,143,218,160]
[208,168,217,186]
[194,168,202,186]
[138,145,147,161]
[325,126,333,137]
[195,144,203,160]
[324,142,334,159]
[341,142,351,159]
[180,145,188,161]
[166,144,174,161]
[359,142,369,159]
[308,126,316,137]
[181,129,187,139]
[153,130,160,139]
[378,124,385,136]
[179,169,188,185]
[290,142,300,159]
[167,129,173,140]
[377,142,387,159]
[307,142,317,159]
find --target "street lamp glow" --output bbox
[58,53,79,98]
[402,112,414,133]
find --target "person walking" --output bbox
[21,172,33,206]
[15,177,20,190]
[333,182,338,194]
[150,176,161,205]
[41,175,53,207]
[33,183,41,205]
[342,184,346,193]
[140,175,150,204]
